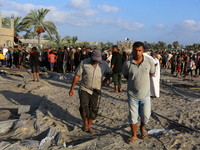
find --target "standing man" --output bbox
[30,47,40,82]
[122,47,128,65]
[57,47,63,73]
[5,47,12,68]
[150,52,160,98]
[122,42,155,144]
[13,46,19,69]
[111,45,122,93]
[63,46,68,74]
[69,50,112,133]
[69,46,76,72]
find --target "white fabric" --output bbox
[150,58,160,98]
[143,52,154,60]
[107,54,112,67]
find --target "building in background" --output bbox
[0,13,14,48]
[117,38,135,53]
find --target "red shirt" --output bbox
[49,54,56,63]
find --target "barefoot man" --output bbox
[122,42,155,143]
[69,50,112,133]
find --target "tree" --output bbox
[2,16,23,36]
[172,41,179,50]
[2,17,10,28]
[168,44,172,49]
[21,8,57,47]
[106,41,114,48]
[158,41,166,50]
[193,43,199,50]
[71,36,78,46]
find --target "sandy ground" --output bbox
[0,67,200,149]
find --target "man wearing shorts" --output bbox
[69,50,112,133]
[122,42,155,144]
[30,47,40,82]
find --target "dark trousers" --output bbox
[187,68,193,77]
[171,65,175,75]
[195,66,200,76]
[79,90,100,120]
[7,59,12,68]
[112,72,122,88]
[57,61,63,73]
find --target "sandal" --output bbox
[126,137,137,144]
[88,128,95,133]
[141,130,148,139]
[82,125,89,131]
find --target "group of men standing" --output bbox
[69,41,158,144]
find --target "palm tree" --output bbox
[71,36,78,46]
[21,8,57,47]
[172,41,179,50]
[2,17,10,28]
[2,16,23,36]
[158,41,166,51]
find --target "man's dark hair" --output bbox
[112,45,118,49]
[14,46,18,48]
[132,42,144,50]
[64,46,67,50]
[32,47,37,51]
[82,46,86,49]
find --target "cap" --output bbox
[69,45,73,49]
[91,50,101,61]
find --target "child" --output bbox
[49,51,56,72]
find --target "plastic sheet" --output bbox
[148,129,176,136]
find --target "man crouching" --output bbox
[69,50,112,133]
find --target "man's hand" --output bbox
[69,89,74,97]
[102,80,107,86]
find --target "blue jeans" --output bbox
[128,96,151,124]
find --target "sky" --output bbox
[1,0,200,46]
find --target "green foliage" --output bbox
[21,8,57,47]
[2,16,23,36]
[172,41,179,49]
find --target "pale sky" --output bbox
[1,0,200,46]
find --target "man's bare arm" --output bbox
[69,75,80,97]
[102,73,112,86]
[111,65,114,70]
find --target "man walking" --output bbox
[111,45,122,92]
[122,42,155,144]
[69,50,112,133]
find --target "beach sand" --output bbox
[0,68,200,149]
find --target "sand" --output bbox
[0,67,200,149]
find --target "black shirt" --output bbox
[30,52,40,66]
[57,51,63,62]
[111,52,122,73]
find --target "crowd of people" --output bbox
[155,51,200,80]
